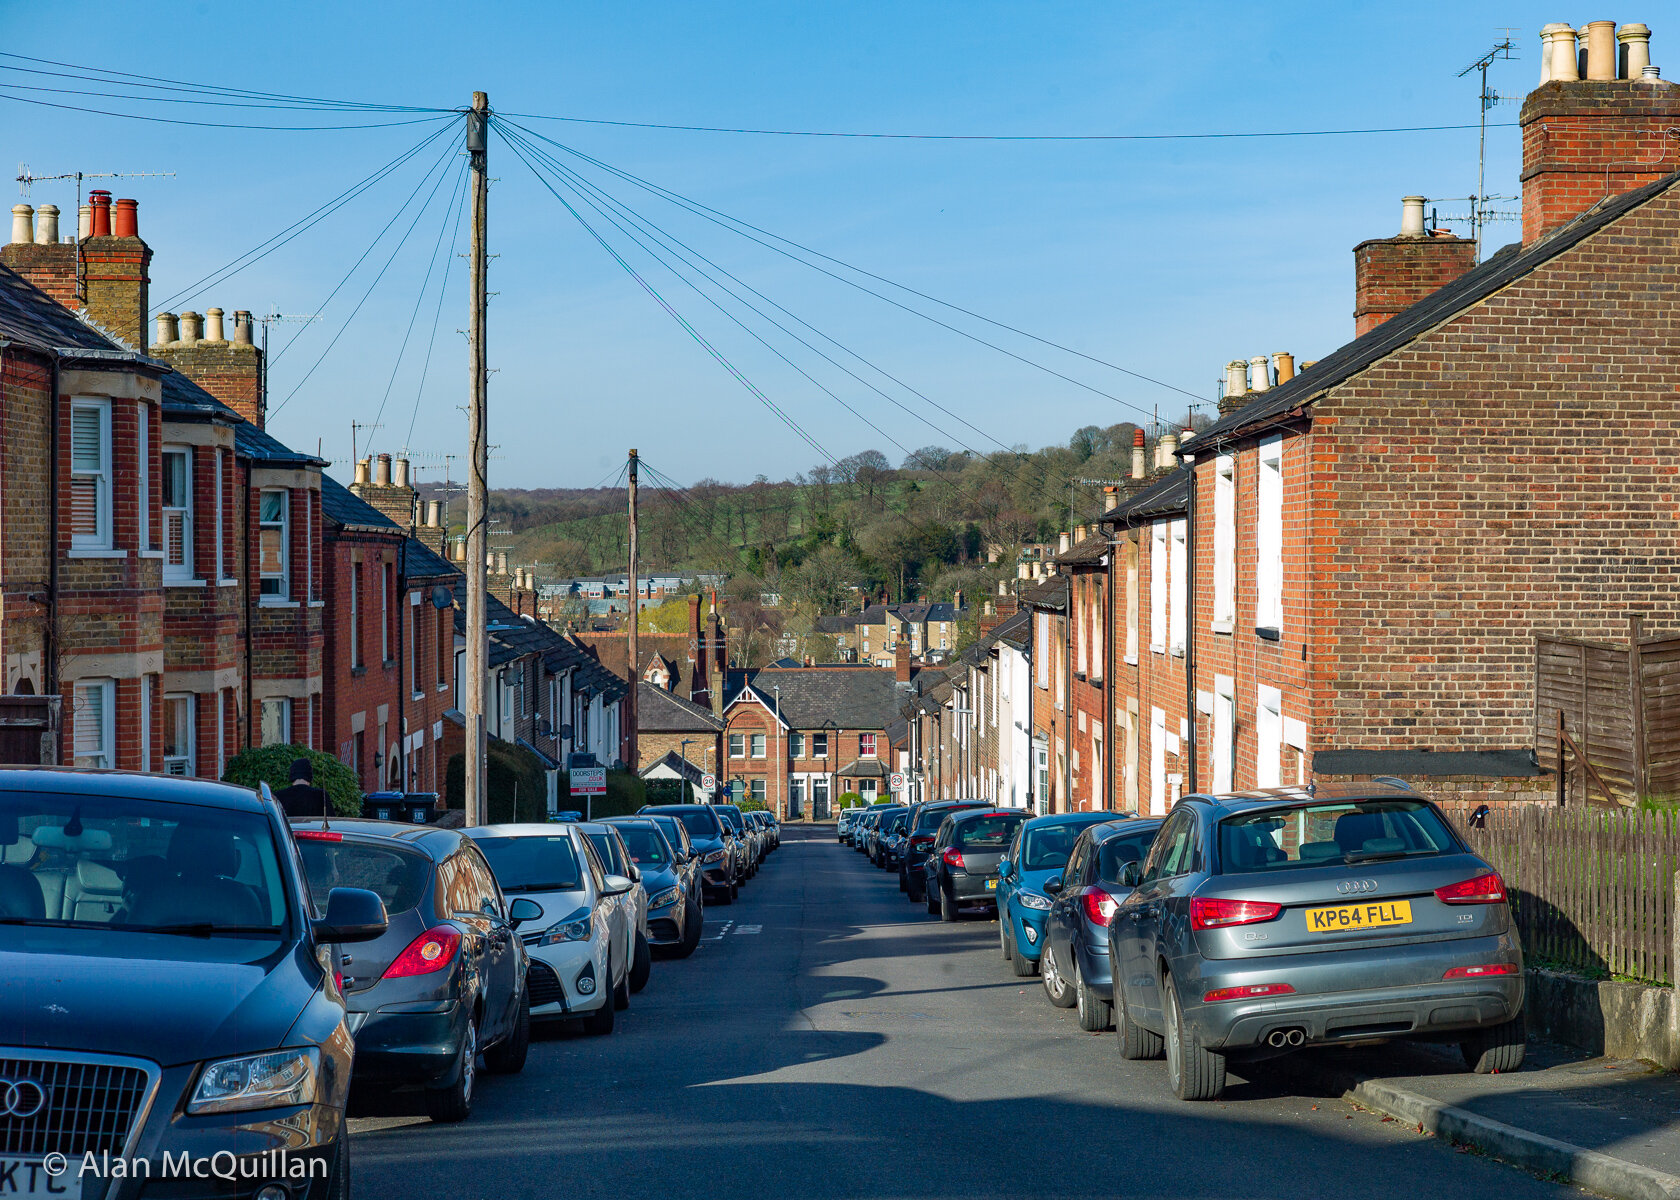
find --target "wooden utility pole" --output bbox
[464,91,490,826]
[626,448,640,771]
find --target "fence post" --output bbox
[1630,613,1647,803]
[1557,709,1567,808]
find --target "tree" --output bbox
[223,744,362,815]
[903,445,955,471]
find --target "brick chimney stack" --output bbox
[1520,21,1679,243]
[895,639,913,683]
[351,454,420,531]
[1353,196,1478,337]
[151,298,264,426]
[2,196,152,350]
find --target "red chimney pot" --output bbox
[89,191,112,237]
[113,198,138,239]
[1132,429,1146,447]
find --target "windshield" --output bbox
[1219,801,1458,873]
[614,825,669,867]
[0,791,287,936]
[472,835,582,892]
[672,809,722,838]
[1097,828,1162,883]
[717,809,744,833]
[1021,823,1093,870]
[585,832,626,875]
[954,813,1025,849]
[648,815,688,852]
[299,839,428,915]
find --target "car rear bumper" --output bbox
[1075,935,1112,997]
[1184,931,1524,1051]
[346,999,467,1087]
[948,874,999,904]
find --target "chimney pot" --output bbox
[33,204,58,245]
[1159,431,1180,468]
[88,191,112,237]
[1540,23,1569,83]
[153,312,179,347]
[1103,484,1120,511]
[393,457,410,489]
[353,456,371,485]
[203,307,225,342]
[1131,431,1147,479]
[1620,24,1654,78]
[1548,23,1581,79]
[1058,531,1071,553]
[9,205,33,247]
[1643,63,1662,79]
[1400,195,1428,237]
[77,204,92,241]
[232,310,254,345]
[497,551,509,576]
[1017,562,1029,580]
[1273,351,1295,382]
[1225,360,1249,397]
[374,453,392,486]
[1585,20,1618,80]
[427,498,442,526]
[177,311,203,344]
[1247,355,1271,392]
[112,198,138,239]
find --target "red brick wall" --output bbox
[322,531,403,791]
[1109,518,1191,816]
[1353,236,1478,337]
[151,341,263,428]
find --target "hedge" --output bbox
[444,740,548,824]
[223,744,362,816]
[837,792,865,809]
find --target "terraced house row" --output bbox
[0,195,628,791]
[917,25,1680,815]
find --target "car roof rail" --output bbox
[1370,776,1415,792]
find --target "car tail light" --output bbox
[1081,888,1119,925]
[1204,983,1296,1002]
[292,830,343,842]
[911,835,934,850]
[382,927,462,978]
[1191,896,1283,930]
[1434,872,1507,905]
[1443,963,1519,980]
[942,847,966,870]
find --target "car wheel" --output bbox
[1011,925,1038,977]
[629,931,652,993]
[1042,945,1076,1008]
[582,972,616,1036]
[613,953,632,1011]
[1000,915,1014,960]
[1116,972,1163,1059]
[325,1133,351,1200]
[1075,955,1112,1032]
[675,902,702,958]
[1165,975,1226,1101]
[1461,1015,1526,1074]
[424,1015,477,1123]
[940,885,960,922]
[483,988,530,1075]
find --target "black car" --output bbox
[924,808,1030,921]
[866,806,907,866]
[640,811,707,914]
[294,819,534,1123]
[878,808,911,869]
[605,817,703,958]
[642,804,738,904]
[901,800,989,902]
[0,770,389,1197]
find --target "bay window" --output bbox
[261,698,291,747]
[73,678,114,769]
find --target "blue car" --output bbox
[996,811,1123,977]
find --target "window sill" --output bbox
[138,549,164,560]
[165,577,207,588]
[259,598,300,609]
[1149,645,1165,656]
[218,577,238,588]
[308,600,325,608]
[1210,619,1234,635]
[68,548,127,559]
[437,683,449,693]
[1170,646,1185,659]
[1123,655,1138,667]
[1255,626,1281,643]
[351,666,367,678]
[412,692,425,702]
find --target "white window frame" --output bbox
[213,449,225,578]
[73,678,115,769]
[812,732,829,759]
[1149,706,1167,817]
[1090,578,1104,681]
[1212,674,1235,793]
[1213,454,1235,630]
[750,732,767,759]
[410,591,423,698]
[789,731,804,758]
[259,489,290,601]
[137,407,151,552]
[1036,613,1050,689]
[1257,685,1283,789]
[1125,540,1139,664]
[859,732,877,758]
[70,399,112,550]
[729,732,745,758]
[1075,579,1087,677]
[162,446,194,581]
[349,565,362,668]
[1257,435,1284,635]
[163,692,195,776]
[261,697,292,747]
[1150,523,1168,654]
[1169,519,1187,657]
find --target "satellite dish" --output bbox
[431,585,454,610]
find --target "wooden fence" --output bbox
[1443,801,1678,986]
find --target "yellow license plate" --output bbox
[985,879,998,890]
[1305,900,1412,933]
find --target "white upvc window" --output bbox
[162,447,193,580]
[1169,519,1187,656]
[213,449,225,577]
[1125,541,1139,663]
[859,732,877,758]
[750,732,766,758]
[1150,523,1168,654]
[1036,613,1050,688]
[1257,685,1283,789]
[410,591,423,697]
[137,407,151,552]
[812,732,828,758]
[729,732,745,758]
[259,489,290,600]
[140,675,153,772]
[1090,578,1104,681]
[1257,435,1284,635]
[163,692,195,776]
[1075,579,1087,676]
[73,678,114,769]
[261,697,292,747]
[1212,674,1236,793]
[70,399,112,549]
[1213,454,1235,628]
[789,731,804,758]
[1149,706,1167,817]
[349,565,362,668]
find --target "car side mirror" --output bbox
[314,887,388,944]
[507,897,543,927]
[629,864,642,883]
[602,873,634,898]
[997,860,1012,879]
[1118,861,1142,888]
[1043,877,1064,895]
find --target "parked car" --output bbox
[866,806,907,865]
[578,821,652,992]
[0,772,385,1193]
[1109,783,1525,1101]
[714,803,759,878]
[924,808,1030,921]
[997,810,1124,977]
[836,807,858,843]
[294,818,532,1123]
[641,810,707,908]
[852,806,882,853]
[462,824,635,1038]
[1040,819,1163,1030]
[604,816,702,957]
[755,810,781,850]
[878,808,911,870]
[643,804,739,904]
[901,800,990,902]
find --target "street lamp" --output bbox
[773,684,782,822]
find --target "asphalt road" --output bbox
[350,825,1579,1200]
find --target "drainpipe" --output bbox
[1061,601,1072,812]
[398,542,408,793]
[1024,635,1034,813]
[1185,464,1199,794]
[46,347,62,709]
[243,475,255,753]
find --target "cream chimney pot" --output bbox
[1540,23,1571,82]
[1225,360,1249,397]
[1400,195,1428,237]
[232,310,254,345]
[427,499,442,526]
[1585,20,1617,79]
[1159,431,1179,468]
[178,311,203,344]
[497,551,509,576]
[374,453,392,486]
[353,457,370,486]
[1248,356,1271,392]
[1018,562,1029,580]
[204,308,225,342]
[393,457,410,489]
[33,205,58,245]
[154,313,178,347]
[1619,24,1652,78]
[77,204,92,241]
[10,205,32,246]
[1551,24,1580,79]
[1058,532,1070,553]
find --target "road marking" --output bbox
[700,921,734,942]
[733,924,763,935]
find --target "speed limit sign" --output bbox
[890,772,905,791]
[701,772,716,790]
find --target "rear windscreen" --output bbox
[915,805,980,835]
[613,825,669,866]
[955,814,1025,849]
[586,833,625,874]
[300,841,429,915]
[1021,819,1107,870]
[1096,828,1161,884]
[473,835,582,892]
[673,810,721,837]
[1218,801,1457,874]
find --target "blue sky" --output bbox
[5,0,1556,488]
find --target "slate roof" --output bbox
[0,262,130,355]
[638,681,723,733]
[1101,468,1191,527]
[574,630,708,700]
[736,665,905,732]
[994,608,1032,652]
[1018,574,1069,613]
[320,474,400,531]
[1053,531,1109,566]
[1187,170,1680,449]
[404,537,461,583]
[813,613,860,634]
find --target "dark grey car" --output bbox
[1109,783,1525,1101]
[1040,819,1163,1030]
[605,817,702,958]
[924,809,1029,922]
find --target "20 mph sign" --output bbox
[890,773,905,791]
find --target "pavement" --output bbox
[344,824,1668,1200]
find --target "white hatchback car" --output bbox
[465,824,633,1034]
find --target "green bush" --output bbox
[838,792,865,809]
[443,741,548,824]
[223,744,362,816]
[737,796,767,813]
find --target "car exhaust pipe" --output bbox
[1266,1027,1307,1049]
[1285,1028,1305,1047]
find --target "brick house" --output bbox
[1022,573,1070,813]
[817,600,963,665]
[1172,47,1680,805]
[574,593,727,712]
[1051,526,1113,812]
[634,682,724,798]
